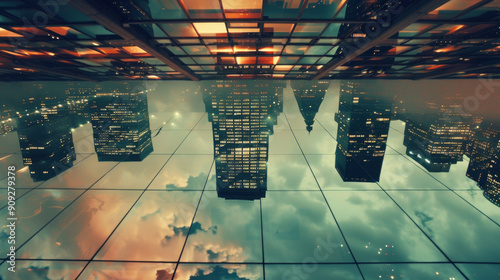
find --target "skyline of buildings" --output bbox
[1,79,498,206]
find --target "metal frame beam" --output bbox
[1,59,99,82]
[68,0,199,81]
[312,0,451,80]
[413,60,500,79]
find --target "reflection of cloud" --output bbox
[91,191,200,262]
[165,222,217,241]
[166,173,207,189]
[156,269,173,280]
[0,261,86,280]
[180,199,262,263]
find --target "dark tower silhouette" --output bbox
[17,105,76,181]
[204,81,284,199]
[335,81,392,182]
[291,81,329,133]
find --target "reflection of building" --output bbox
[0,119,15,134]
[291,81,329,132]
[465,116,484,157]
[484,154,500,207]
[65,82,98,128]
[465,122,500,207]
[204,81,284,199]
[17,106,76,181]
[90,89,153,161]
[335,81,391,182]
[404,97,471,172]
[466,122,500,187]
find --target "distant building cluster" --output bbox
[404,97,472,172]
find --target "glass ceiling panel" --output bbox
[263,0,305,19]
[146,0,188,19]
[301,0,344,19]
[322,23,342,37]
[182,0,223,19]
[292,23,327,37]
[424,0,484,20]
[159,23,199,37]
[263,23,295,36]
[221,0,263,19]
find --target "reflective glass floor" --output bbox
[1,87,500,280]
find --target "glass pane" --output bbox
[298,56,319,64]
[292,23,327,37]
[399,24,435,38]
[263,23,294,36]
[160,23,199,37]
[301,0,344,19]
[183,0,223,19]
[182,45,211,55]
[193,22,227,37]
[221,0,263,19]
[306,45,332,55]
[147,0,187,19]
[263,0,304,19]
[322,23,342,37]
[424,0,484,20]
[283,45,310,55]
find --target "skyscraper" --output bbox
[335,81,391,182]
[484,153,500,207]
[404,96,471,172]
[90,88,153,161]
[16,106,76,181]
[204,81,283,199]
[291,80,329,132]
[466,122,500,187]
[65,82,98,128]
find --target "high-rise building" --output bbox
[65,82,99,128]
[204,81,284,199]
[466,122,500,187]
[404,96,471,172]
[465,116,485,157]
[335,81,392,182]
[483,153,500,207]
[90,88,153,161]
[16,106,76,181]
[291,81,329,132]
